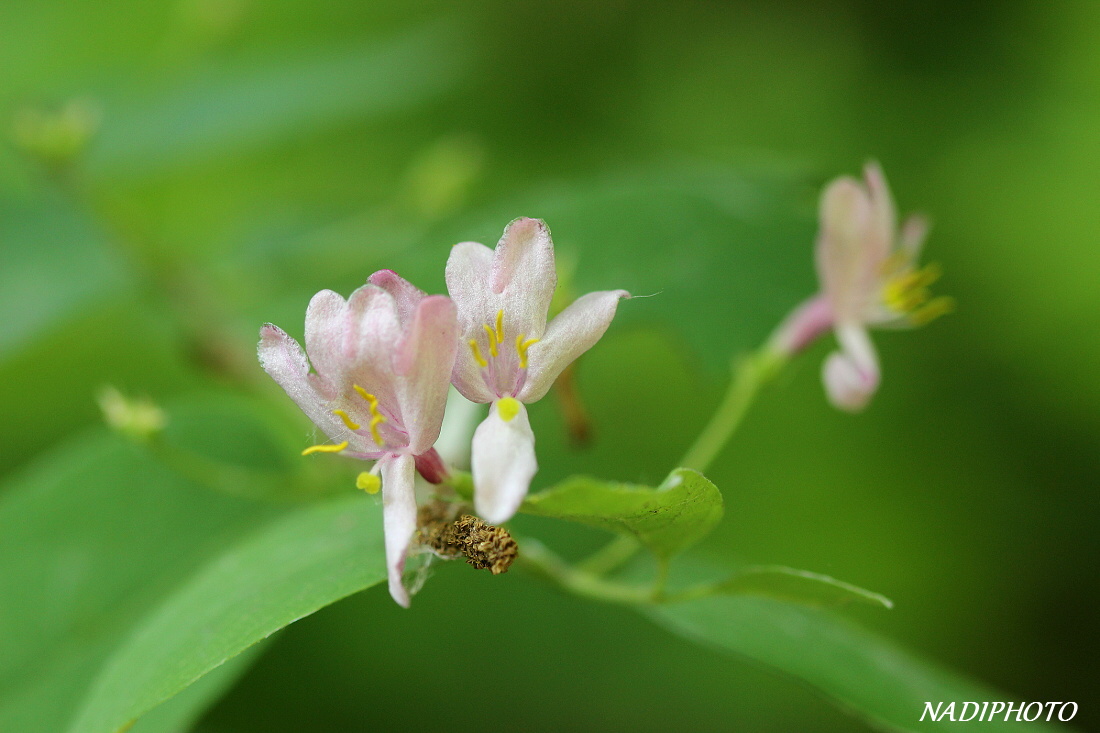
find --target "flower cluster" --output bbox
[260,218,629,606]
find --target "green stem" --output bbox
[578,535,642,575]
[678,348,787,474]
[519,539,653,605]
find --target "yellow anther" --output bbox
[352,385,387,446]
[515,334,539,369]
[483,323,499,357]
[469,339,488,367]
[332,409,360,430]
[494,309,505,342]
[356,471,381,494]
[497,397,522,422]
[301,441,349,456]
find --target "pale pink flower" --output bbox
[433,218,629,523]
[258,280,458,607]
[771,162,952,411]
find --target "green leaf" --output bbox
[647,596,1060,732]
[67,493,385,733]
[0,433,278,733]
[520,468,723,559]
[714,565,894,610]
[127,642,269,733]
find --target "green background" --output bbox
[1,1,1097,731]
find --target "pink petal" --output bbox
[257,324,367,450]
[368,269,426,328]
[472,400,537,524]
[900,214,930,259]
[517,289,629,403]
[379,453,417,608]
[343,284,403,413]
[821,324,880,412]
[393,294,459,454]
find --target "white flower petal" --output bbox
[380,453,417,608]
[303,290,350,383]
[821,324,880,412]
[472,400,537,524]
[489,217,557,341]
[257,324,367,450]
[344,284,403,411]
[446,241,499,402]
[518,289,629,403]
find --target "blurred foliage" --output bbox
[0,0,1097,731]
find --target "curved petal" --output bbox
[393,295,459,454]
[517,289,629,403]
[446,241,499,402]
[344,284,402,413]
[258,324,369,451]
[471,400,537,524]
[821,324,881,412]
[490,217,556,340]
[445,240,496,335]
[368,269,426,328]
[899,214,929,259]
[815,176,876,322]
[379,453,417,608]
[303,290,350,383]
[863,161,897,266]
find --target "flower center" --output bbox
[881,259,954,326]
[467,309,539,397]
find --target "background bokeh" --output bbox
[1,1,1097,731]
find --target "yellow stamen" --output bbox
[332,409,360,430]
[497,397,522,422]
[515,334,539,369]
[469,339,488,368]
[883,263,943,314]
[352,385,387,446]
[301,441,349,456]
[483,323,499,357]
[356,471,381,494]
[494,309,505,342]
[910,296,955,326]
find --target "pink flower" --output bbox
[771,162,952,411]
[441,218,629,523]
[258,279,458,607]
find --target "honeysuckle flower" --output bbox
[258,279,458,607]
[441,217,629,523]
[770,162,952,411]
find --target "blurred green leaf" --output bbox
[0,432,278,732]
[647,596,1058,733]
[712,565,893,609]
[521,468,723,559]
[87,21,470,178]
[67,494,385,733]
